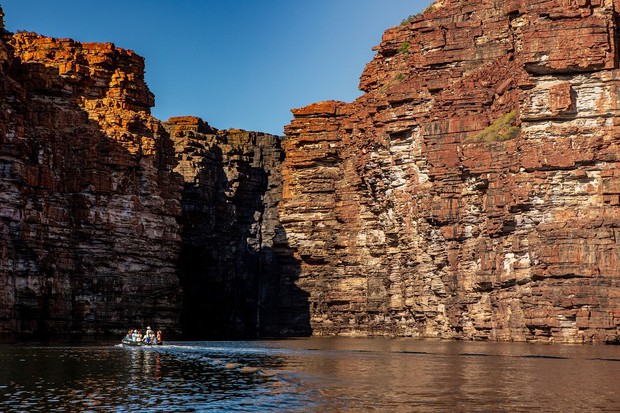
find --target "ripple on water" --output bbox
[0,339,618,412]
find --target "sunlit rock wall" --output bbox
[0,22,182,337]
[283,0,620,343]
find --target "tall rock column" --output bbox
[164,117,308,338]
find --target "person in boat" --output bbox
[124,330,132,341]
[156,330,162,345]
[144,326,153,344]
[131,329,137,341]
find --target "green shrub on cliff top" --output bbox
[400,3,440,25]
[400,13,422,26]
[423,4,439,14]
[464,111,520,143]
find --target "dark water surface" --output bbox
[0,338,618,412]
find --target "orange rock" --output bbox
[0,27,182,337]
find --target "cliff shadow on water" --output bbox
[166,119,310,339]
[0,38,183,340]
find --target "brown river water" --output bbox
[0,337,618,412]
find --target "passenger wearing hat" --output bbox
[144,326,154,344]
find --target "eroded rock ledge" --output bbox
[283,0,620,343]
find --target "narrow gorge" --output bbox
[0,0,618,343]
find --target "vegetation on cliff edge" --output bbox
[398,41,411,54]
[400,2,440,25]
[464,111,520,143]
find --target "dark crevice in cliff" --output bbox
[165,119,310,339]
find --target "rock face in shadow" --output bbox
[0,6,308,340]
[283,0,620,343]
[0,22,182,337]
[163,117,309,338]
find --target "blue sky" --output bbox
[3,1,429,135]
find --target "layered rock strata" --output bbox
[283,0,620,343]
[0,6,305,340]
[163,117,308,338]
[0,16,182,337]
[3,0,620,343]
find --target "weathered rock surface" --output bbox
[163,117,308,338]
[3,0,620,343]
[283,0,620,343]
[0,12,182,337]
[0,5,305,340]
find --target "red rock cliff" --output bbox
[283,0,620,343]
[0,6,300,340]
[0,14,182,337]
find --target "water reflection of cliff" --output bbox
[256,338,620,412]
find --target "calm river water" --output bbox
[0,338,618,412]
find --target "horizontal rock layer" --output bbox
[283,0,620,343]
[0,21,182,337]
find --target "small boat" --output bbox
[121,327,163,347]
[121,337,143,347]
[121,336,162,347]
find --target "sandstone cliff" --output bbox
[283,0,620,343]
[3,1,620,344]
[0,6,303,340]
[0,10,182,337]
